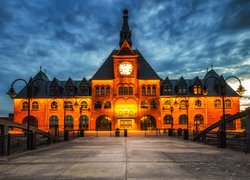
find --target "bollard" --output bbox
[115,128,120,137]
[183,129,189,140]
[80,129,85,137]
[168,128,173,137]
[124,129,127,137]
[64,130,69,141]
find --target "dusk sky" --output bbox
[0,0,250,116]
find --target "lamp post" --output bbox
[7,78,47,150]
[203,75,245,148]
[170,106,174,128]
[174,96,189,140]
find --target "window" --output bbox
[101,87,104,95]
[214,99,221,108]
[51,101,58,110]
[81,86,89,96]
[79,115,88,129]
[81,101,88,109]
[94,101,102,109]
[147,86,151,95]
[124,87,128,95]
[163,100,171,110]
[119,87,123,95]
[96,87,100,95]
[178,86,187,94]
[50,86,60,96]
[65,86,74,96]
[142,86,146,95]
[180,100,187,109]
[64,101,73,109]
[195,100,202,108]
[32,101,39,110]
[179,115,187,125]
[150,100,158,109]
[194,85,202,95]
[129,87,133,95]
[104,101,111,109]
[49,115,58,129]
[162,85,172,94]
[164,115,173,125]
[140,101,148,109]
[64,115,73,130]
[194,114,204,125]
[152,86,156,95]
[225,99,231,108]
[22,101,28,110]
[106,87,110,96]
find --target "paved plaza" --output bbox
[0,136,250,179]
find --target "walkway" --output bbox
[0,136,250,179]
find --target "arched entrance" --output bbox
[22,116,38,128]
[96,115,111,131]
[141,115,156,130]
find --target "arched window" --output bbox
[119,87,123,95]
[32,101,39,110]
[124,87,128,95]
[194,85,202,95]
[106,86,110,96]
[147,86,151,95]
[64,101,73,109]
[180,100,187,109]
[51,101,58,110]
[152,86,156,95]
[163,100,171,110]
[22,101,28,110]
[195,100,202,108]
[150,100,158,109]
[96,87,99,95]
[104,101,111,109]
[94,101,102,109]
[214,99,221,108]
[101,87,105,95]
[142,86,146,95]
[49,115,58,129]
[225,99,231,108]
[129,87,133,95]
[64,115,73,130]
[79,115,88,129]
[164,115,173,125]
[179,115,187,125]
[194,114,204,125]
[81,101,88,109]
[140,101,148,109]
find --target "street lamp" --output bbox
[203,75,245,148]
[7,78,47,150]
[174,96,189,140]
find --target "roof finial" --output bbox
[207,67,208,73]
[44,69,46,75]
[211,64,213,70]
[40,66,42,71]
[119,8,132,48]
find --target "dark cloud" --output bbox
[0,0,250,115]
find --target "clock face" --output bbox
[119,62,133,75]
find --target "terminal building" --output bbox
[12,10,240,132]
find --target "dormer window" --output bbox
[80,86,89,96]
[194,85,202,95]
[65,86,75,96]
[50,86,60,96]
[178,85,187,94]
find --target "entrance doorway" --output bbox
[141,115,156,130]
[96,115,111,131]
[119,119,134,129]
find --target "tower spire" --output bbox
[119,9,132,47]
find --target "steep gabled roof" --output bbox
[80,77,90,86]
[177,76,187,86]
[65,77,74,87]
[136,50,160,79]
[192,76,202,86]
[162,77,172,86]
[117,40,134,55]
[91,50,116,80]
